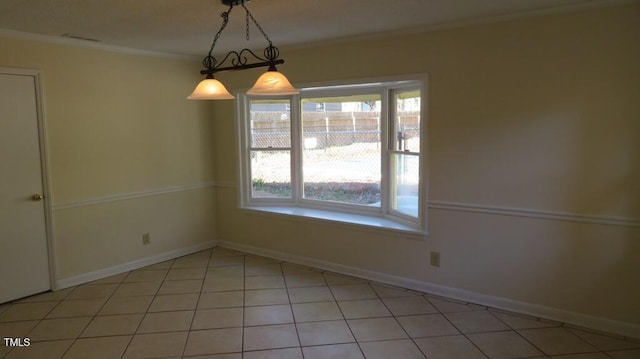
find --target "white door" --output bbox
[0,70,51,303]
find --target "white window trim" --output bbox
[236,75,429,237]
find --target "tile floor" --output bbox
[1,247,639,359]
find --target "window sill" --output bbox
[242,205,427,239]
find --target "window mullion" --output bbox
[238,94,252,207]
[290,94,302,204]
[380,89,390,216]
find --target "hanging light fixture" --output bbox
[188,0,298,100]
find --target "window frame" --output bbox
[237,76,428,235]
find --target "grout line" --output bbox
[241,253,247,355]
[280,261,305,358]
[325,272,368,359]
[373,286,429,359]
[179,249,212,358]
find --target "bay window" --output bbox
[237,77,427,234]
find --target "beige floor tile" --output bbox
[245,276,286,290]
[550,354,609,359]
[288,286,334,304]
[198,291,244,309]
[360,339,426,359]
[123,331,188,359]
[184,328,243,356]
[209,255,245,267]
[148,293,199,312]
[28,317,92,341]
[15,288,73,303]
[0,345,9,358]
[292,301,343,322]
[426,297,478,313]
[203,277,244,292]
[211,248,244,257]
[0,303,10,315]
[112,281,161,297]
[0,302,58,322]
[491,311,559,330]
[166,267,207,281]
[285,273,326,288]
[564,324,625,338]
[338,299,391,319]
[124,269,168,283]
[323,273,366,285]
[173,254,211,268]
[144,260,174,270]
[296,320,355,346]
[371,284,417,298]
[191,308,243,329]
[396,314,460,338]
[0,320,38,358]
[243,347,303,359]
[46,298,107,318]
[173,258,211,269]
[88,272,129,284]
[245,263,283,276]
[382,296,438,316]
[243,324,299,351]
[4,339,73,359]
[302,343,364,359]
[302,343,365,359]
[206,266,245,278]
[158,279,203,294]
[444,310,510,333]
[281,263,319,275]
[184,354,242,359]
[62,335,131,359]
[518,327,597,356]
[245,289,290,306]
[347,317,408,342]
[0,321,38,339]
[245,305,294,326]
[80,313,143,337]
[607,349,640,359]
[66,284,118,300]
[245,256,280,266]
[468,330,544,358]
[137,310,194,333]
[415,335,486,359]
[98,295,153,315]
[569,329,640,351]
[330,284,377,301]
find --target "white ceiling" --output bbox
[0,0,631,58]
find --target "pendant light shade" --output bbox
[247,69,299,95]
[187,77,235,100]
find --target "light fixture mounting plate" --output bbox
[222,0,248,5]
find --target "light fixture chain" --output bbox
[242,3,272,45]
[246,8,250,41]
[208,5,234,56]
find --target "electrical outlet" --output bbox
[430,251,441,267]
[142,233,151,245]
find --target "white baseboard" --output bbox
[55,240,218,289]
[217,240,639,339]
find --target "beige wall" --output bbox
[212,4,639,327]
[0,36,217,279]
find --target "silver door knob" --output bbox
[31,193,43,201]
